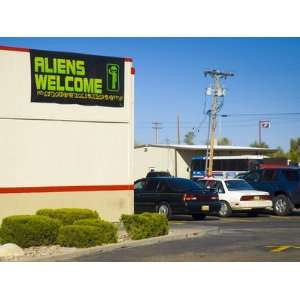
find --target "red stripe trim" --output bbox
[131,67,135,75]
[0,45,29,52]
[0,184,134,194]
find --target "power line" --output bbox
[152,122,163,144]
[224,112,300,117]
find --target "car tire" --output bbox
[157,202,172,219]
[218,200,232,218]
[192,214,207,220]
[273,195,293,216]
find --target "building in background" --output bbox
[0,45,135,222]
[134,144,276,180]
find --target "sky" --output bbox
[1,37,300,150]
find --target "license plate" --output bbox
[202,205,209,211]
[254,196,260,200]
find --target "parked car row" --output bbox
[134,166,300,219]
[134,177,220,220]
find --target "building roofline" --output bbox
[135,143,276,152]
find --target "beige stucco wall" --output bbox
[0,190,133,222]
[175,150,192,178]
[134,146,176,180]
[0,47,134,221]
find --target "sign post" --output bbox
[259,120,271,144]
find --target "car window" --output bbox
[157,181,171,193]
[204,181,224,193]
[225,180,254,191]
[216,181,225,193]
[244,171,260,182]
[196,180,207,189]
[134,180,145,190]
[282,169,299,182]
[143,179,159,192]
[261,169,277,181]
[168,179,201,192]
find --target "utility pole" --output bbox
[177,115,181,144]
[204,70,234,177]
[152,122,162,144]
[258,121,262,145]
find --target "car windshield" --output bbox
[168,178,201,192]
[225,180,254,191]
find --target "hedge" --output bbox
[121,213,169,240]
[74,219,118,244]
[0,215,61,248]
[57,225,106,248]
[36,208,99,225]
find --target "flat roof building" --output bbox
[134,144,276,180]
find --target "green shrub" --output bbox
[0,215,61,248]
[121,213,169,240]
[36,208,99,225]
[74,219,118,244]
[57,225,106,248]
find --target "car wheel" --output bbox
[192,214,207,220]
[218,201,232,217]
[157,203,172,219]
[273,195,292,216]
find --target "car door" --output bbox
[281,169,300,203]
[215,181,227,200]
[157,180,186,214]
[134,178,159,213]
[256,169,279,195]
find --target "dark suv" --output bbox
[243,167,300,215]
[146,171,171,178]
[134,177,220,220]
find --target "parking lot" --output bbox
[69,211,300,262]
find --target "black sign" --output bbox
[30,49,125,107]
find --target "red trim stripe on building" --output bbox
[0,184,134,194]
[0,45,30,52]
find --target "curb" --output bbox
[17,226,219,262]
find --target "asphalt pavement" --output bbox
[65,211,300,262]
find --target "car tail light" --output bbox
[240,195,253,201]
[183,193,197,201]
[240,195,271,201]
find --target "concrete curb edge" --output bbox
[17,226,219,262]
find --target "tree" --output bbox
[270,146,288,158]
[288,138,300,162]
[218,137,231,145]
[184,131,195,145]
[249,141,269,148]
